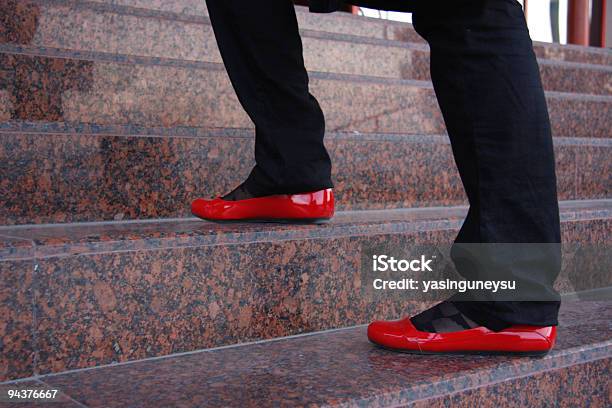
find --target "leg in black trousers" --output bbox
[207,0,561,330]
[411,0,561,330]
[206,0,333,197]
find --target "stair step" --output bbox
[2,47,610,139]
[5,1,611,95]
[2,2,610,402]
[1,126,610,225]
[295,7,612,67]
[2,300,610,407]
[25,0,612,67]
[1,199,610,381]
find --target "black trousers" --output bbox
[206,0,562,329]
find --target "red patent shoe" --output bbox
[191,188,334,222]
[367,317,556,356]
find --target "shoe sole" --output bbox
[193,215,332,225]
[372,341,550,357]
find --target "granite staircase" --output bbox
[1,1,610,406]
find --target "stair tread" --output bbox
[2,46,610,142]
[1,1,610,394]
[2,125,609,225]
[3,42,611,102]
[3,35,612,80]
[3,123,612,140]
[1,200,610,259]
[1,200,609,382]
[3,10,612,71]
[9,300,611,407]
[20,0,612,63]
[4,4,612,98]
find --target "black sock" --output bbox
[221,183,256,201]
[411,301,480,333]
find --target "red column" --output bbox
[567,0,590,45]
[591,0,606,47]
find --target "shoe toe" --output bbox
[191,198,215,218]
[367,318,417,349]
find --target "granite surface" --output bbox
[0,0,610,390]
[50,0,612,68]
[0,200,609,258]
[537,60,612,96]
[0,253,35,381]
[0,201,610,380]
[576,145,612,199]
[3,128,608,224]
[4,301,608,408]
[2,1,609,95]
[533,43,612,66]
[30,232,444,376]
[87,0,209,17]
[560,218,612,296]
[412,56,612,95]
[0,234,34,261]
[0,43,609,226]
[1,47,610,137]
[13,0,612,68]
[409,358,610,407]
[0,131,458,224]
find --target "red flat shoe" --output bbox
[367,317,556,356]
[191,188,334,223]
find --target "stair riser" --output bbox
[1,216,609,380]
[5,3,611,95]
[2,52,610,139]
[23,304,612,408]
[0,256,33,383]
[20,0,612,66]
[388,26,612,66]
[2,131,610,225]
[408,54,612,96]
[410,358,610,408]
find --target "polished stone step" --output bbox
[3,0,611,95]
[25,0,612,67]
[1,126,610,225]
[1,200,610,381]
[1,300,609,407]
[1,48,610,140]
